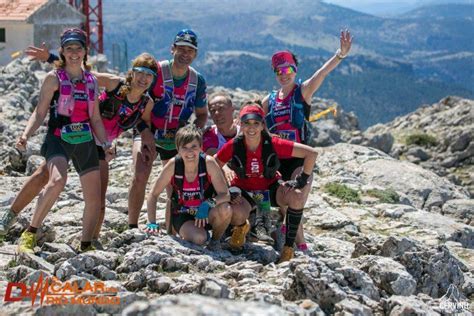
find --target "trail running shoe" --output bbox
[206,238,222,251]
[18,231,36,254]
[0,209,17,236]
[229,220,250,250]
[278,245,294,263]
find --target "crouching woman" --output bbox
[146,125,232,250]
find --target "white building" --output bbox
[0,0,84,65]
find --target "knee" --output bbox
[192,233,208,245]
[36,167,50,185]
[288,192,307,210]
[47,176,66,191]
[217,203,232,221]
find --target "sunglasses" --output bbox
[274,66,296,76]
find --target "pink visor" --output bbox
[271,51,297,71]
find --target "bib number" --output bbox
[154,129,177,151]
[277,130,297,141]
[60,123,92,144]
[250,190,271,212]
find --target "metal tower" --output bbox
[68,0,103,54]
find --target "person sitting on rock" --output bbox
[0,51,157,251]
[203,93,274,244]
[146,125,233,250]
[215,102,318,262]
[11,28,110,253]
[262,30,352,252]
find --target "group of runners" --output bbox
[0,27,352,263]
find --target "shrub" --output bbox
[405,133,438,147]
[366,188,400,204]
[324,183,361,204]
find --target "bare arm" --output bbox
[90,98,108,144]
[147,159,174,223]
[301,30,352,103]
[16,72,57,150]
[290,142,318,176]
[262,95,270,114]
[194,106,208,129]
[206,156,231,205]
[91,71,122,91]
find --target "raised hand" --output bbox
[340,29,353,56]
[24,42,50,62]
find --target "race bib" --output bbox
[178,206,198,215]
[60,123,93,144]
[154,129,177,151]
[250,190,271,212]
[276,130,297,141]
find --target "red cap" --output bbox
[240,105,265,122]
[271,51,297,70]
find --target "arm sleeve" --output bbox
[194,74,207,108]
[272,137,294,159]
[215,140,233,163]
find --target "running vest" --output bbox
[171,153,213,212]
[99,81,149,141]
[48,69,97,130]
[207,125,240,151]
[150,60,198,131]
[229,132,280,179]
[265,84,311,144]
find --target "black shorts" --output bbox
[240,180,281,209]
[41,132,99,176]
[156,146,177,161]
[279,158,304,181]
[96,145,106,161]
[172,212,212,234]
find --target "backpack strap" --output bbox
[265,90,278,132]
[84,71,97,118]
[230,135,247,179]
[159,60,174,106]
[173,153,209,204]
[261,132,280,179]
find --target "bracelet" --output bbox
[47,53,59,64]
[335,48,347,60]
[101,141,112,150]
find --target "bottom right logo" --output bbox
[439,284,471,313]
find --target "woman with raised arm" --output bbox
[261,30,352,251]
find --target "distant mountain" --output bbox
[102,0,474,128]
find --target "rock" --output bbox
[18,252,55,273]
[147,276,174,294]
[122,293,289,315]
[354,256,416,296]
[25,155,44,176]
[442,199,474,224]
[383,295,439,315]
[200,277,230,298]
[334,298,373,315]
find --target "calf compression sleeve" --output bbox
[285,208,303,247]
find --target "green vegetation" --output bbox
[366,188,400,204]
[405,133,438,147]
[324,183,361,204]
[6,259,19,269]
[113,224,129,234]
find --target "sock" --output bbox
[26,226,38,234]
[81,241,92,250]
[285,208,303,247]
[297,243,308,251]
[128,224,138,229]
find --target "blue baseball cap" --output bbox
[174,29,198,50]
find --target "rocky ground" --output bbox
[0,58,472,315]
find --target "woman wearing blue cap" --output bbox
[3,38,157,251]
[14,28,109,253]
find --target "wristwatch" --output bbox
[335,48,347,60]
[101,141,112,150]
